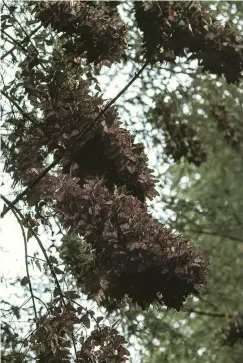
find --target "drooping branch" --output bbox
[1,0,208,313]
[1,1,193,218]
[135,1,243,83]
[30,174,208,311]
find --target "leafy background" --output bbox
[1,1,243,362]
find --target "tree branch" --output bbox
[1,196,64,297]
[1,90,64,151]
[1,1,193,218]
[2,28,28,54]
[184,228,243,243]
[184,308,226,318]
[1,24,42,61]
[11,207,38,322]
[1,195,78,358]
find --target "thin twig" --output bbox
[27,255,47,263]
[1,90,65,151]
[1,195,78,358]
[0,298,31,319]
[33,295,48,310]
[2,28,28,54]
[184,228,243,243]
[3,1,40,57]
[1,1,193,218]
[9,206,38,321]
[1,90,39,123]
[184,308,225,318]
[1,196,63,294]
[1,24,42,61]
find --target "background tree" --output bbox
[1,1,243,362]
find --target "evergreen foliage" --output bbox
[1,1,243,362]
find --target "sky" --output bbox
[0,0,181,292]
[0,2,199,361]
[0,1,224,361]
[0,29,151,360]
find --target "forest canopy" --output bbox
[1,1,243,362]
